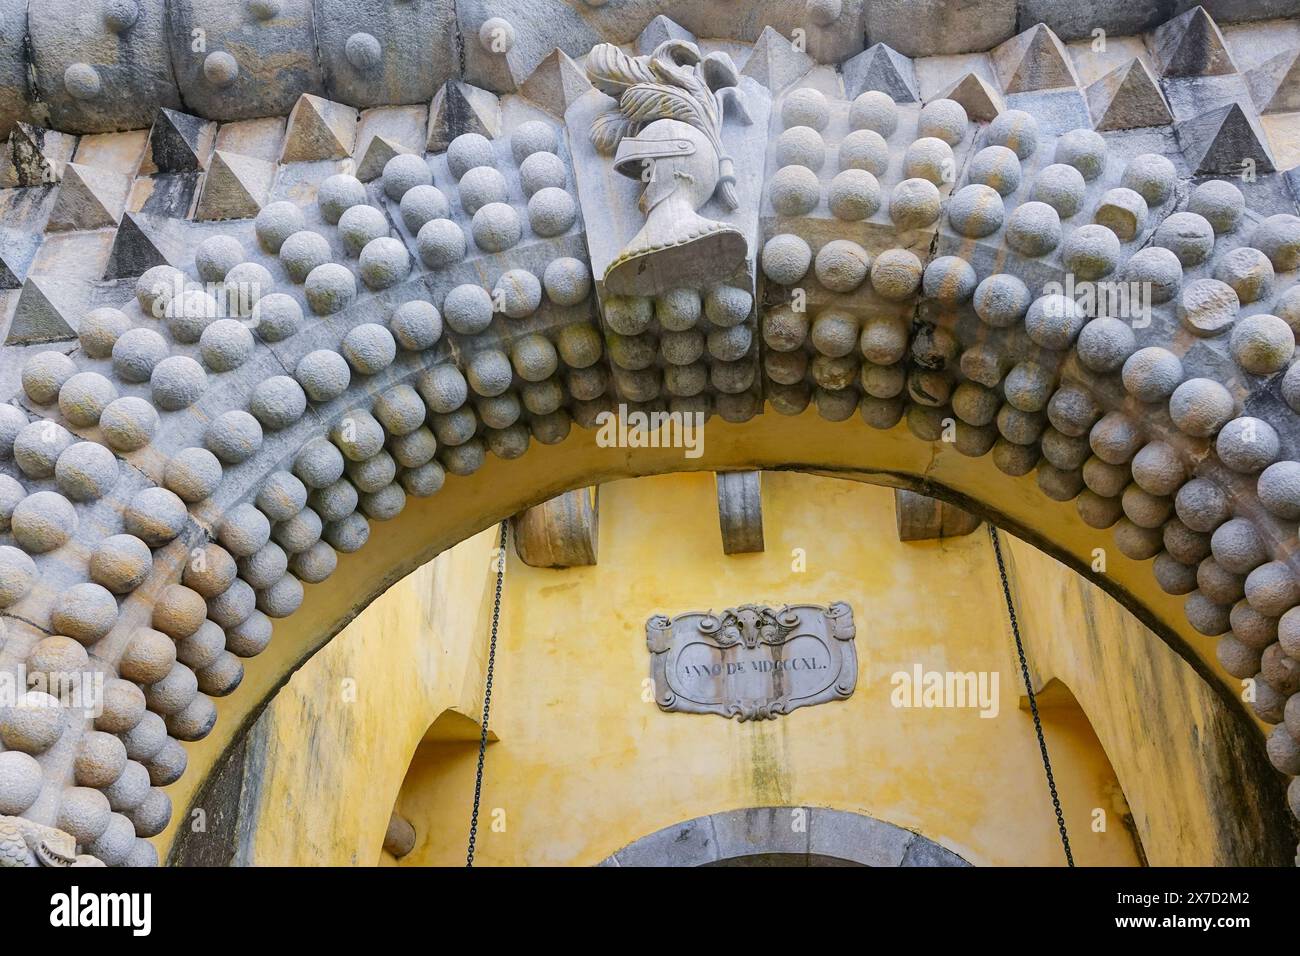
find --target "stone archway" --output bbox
[1,2,1299,868]
[601,807,971,866]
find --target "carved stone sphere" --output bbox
[511,121,558,163]
[317,174,366,224]
[543,257,592,306]
[1094,187,1147,242]
[1121,153,1176,206]
[519,151,567,196]
[1189,179,1245,234]
[304,263,357,314]
[903,137,954,186]
[0,750,42,814]
[769,164,821,216]
[848,91,897,137]
[1030,164,1086,218]
[968,145,1021,196]
[359,237,411,290]
[1121,346,1182,403]
[382,153,432,201]
[947,184,1003,238]
[888,178,940,229]
[448,133,495,180]
[838,129,889,176]
[781,88,829,131]
[761,234,812,286]
[1258,461,1300,520]
[1216,417,1279,473]
[0,691,64,754]
[417,219,467,268]
[472,202,522,252]
[1185,278,1232,335]
[814,239,870,293]
[338,204,390,256]
[0,545,35,606]
[870,249,923,301]
[1074,318,1133,375]
[1053,128,1107,181]
[1005,201,1061,257]
[528,187,578,236]
[255,201,306,253]
[279,230,333,282]
[918,98,967,146]
[1214,247,1273,305]
[1230,314,1294,375]
[973,274,1029,328]
[776,126,826,170]
[1155,212,1215,267]
[1062,224,1120,280]
[986,109,1038,159]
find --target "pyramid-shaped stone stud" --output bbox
[637,15,695,55]
[937,73,1004,122]
[1086,58,1173,131]
[740,25,814,93]
[1178,102,1276,175]
[104,212,186,280]
[195,150,275,221]
[992,24,1079,93]
[843,42,919,102]
[0,227,36,290]
[1246,49,1300,114]
[46,163,129,232]
[0,257,19,290]
[280,94,359,164]
[520,48,593,118]
[426,81,502,152]
[0,123,76,188]
[1151,6,1236,78]
[149,108,215,173]
[356,135,414,182]
[6,276,80,345]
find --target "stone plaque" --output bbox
[647,603,857,720]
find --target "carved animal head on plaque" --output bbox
[586,40,751,296]
[706,605,793,650]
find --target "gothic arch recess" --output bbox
[2,1,1300,867]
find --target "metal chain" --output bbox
[988,524,1075,867]
[466,520,508,868]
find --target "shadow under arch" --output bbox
[600,807,972,867]
[160,409,1282,860]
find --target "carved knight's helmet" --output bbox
[605,118,747,296]
[586,40,750,297]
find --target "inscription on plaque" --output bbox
[647,603,857,720]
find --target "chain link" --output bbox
[988,524,1074,867]
[466,520,508,868]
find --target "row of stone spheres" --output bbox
[4,0,1300,866]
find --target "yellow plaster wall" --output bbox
[227,526,499,866]
[395,473,1137,866]
[206,472,1284,867]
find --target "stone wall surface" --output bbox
[1,2,1300,867]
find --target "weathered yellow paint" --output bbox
[158,410,1254,861]
[220,526,500,866]
[214,473,1283,866]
